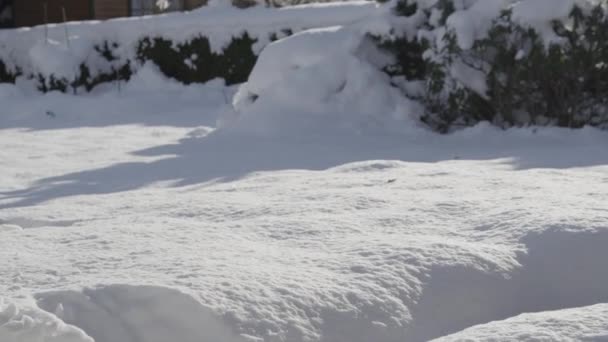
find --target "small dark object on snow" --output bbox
[46,110,56,118]
[387,179,397,183]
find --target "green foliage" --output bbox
[269,28,293,42]
[218,33,258,85]
[0,60,19,84]
[0,31,261,93]
[435,0,455,26]
[70,61,132,93]
[33,41,132,93]
[37,74,68,93]
[375,35,427,80]
[231,0,257,9]
[422,3,608,132]
[394,0,417,17]
[374,0,426,82]
[136,32,258,85]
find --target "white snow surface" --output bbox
[1,63,608,341]
[1,5,608,340]
[432,304,608,341]
[228,25,417,136]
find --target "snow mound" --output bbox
[432,304,608,341]
[0,298,93,342]
[35,285,248,342]
[224,25,421,137]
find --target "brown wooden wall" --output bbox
[184,0,207,10]
[94,0,129,20]
[14,0,92,27]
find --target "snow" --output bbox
[446,0,509,50]
[1,1,608,341]
[1,64,608,341]
[0,0,376,83]
[228,25,418,136]
[511,0,577,45]
[0,298,93,342]
[432,304,608,341]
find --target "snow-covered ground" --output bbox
[1,63,608,341]
[2,1,608,340]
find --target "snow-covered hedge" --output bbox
[379,0,608,132]
[136,32,260,86]
[0,0,374,92]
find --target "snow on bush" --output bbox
[376,0,608,132]
[0,0,375,92]
[422,0,608,131]
[223,24,422,136]
[2,0,607,131]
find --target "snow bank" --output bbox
[432,304,608,341]
[1,74,608,340]
[0,298,93,342]
[224,24,421,137]
[35,285,248,342]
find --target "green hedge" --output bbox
[136,32,257,86]
[36,41,133,93]
[423,4,608,132]
[378,0,608,132]
[0,30,291,93]
[0,59,19,84]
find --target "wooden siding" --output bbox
[14,0,92,27]
[94,0,129,20]
[184,0,207,10]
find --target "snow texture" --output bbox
[227,25,419,136]
[1,64,608,341]
[35,285,248,342]
[1,1,608,341]
[0,298,93,342]
[433,304,608,341]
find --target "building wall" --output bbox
[14,0,92,27]
[12,0,204,28]
[184,0,207,10]
[0,0,14,28]
[95,0,129,19]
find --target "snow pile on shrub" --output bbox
[222,23,422,136]
[0,298,93,342]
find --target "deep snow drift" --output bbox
[2,1,608,341]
